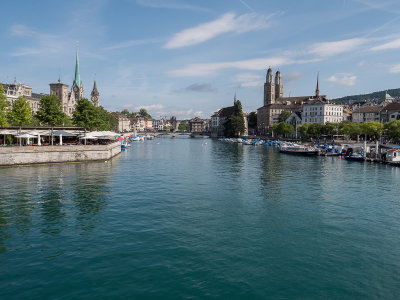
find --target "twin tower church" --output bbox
[50,49,100,117]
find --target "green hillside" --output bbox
[332,88,400,103]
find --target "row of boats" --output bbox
[120,135,154,149]
[218,137,400,165]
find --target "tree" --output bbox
[178,121,188,131]
[323,122,337,137]
[0,84,10,127]
[278,110,291,123]
[36,95,71,126]
[360,121,380,139]
[342,122,361,140]
[272,122,294,137]
[139,108,151,119]
[248,112,257,128]
[109,113,119,132]
[384,120,400,140]
[298,123,311,137]
[73,98,112,130]
[308,123,324,137]
[121,109,130,115]
[224,100,245,137]
[8,96,32,126]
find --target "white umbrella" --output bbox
[28,131,43,146]
[15,133,37,146]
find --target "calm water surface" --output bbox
[1,138,400,299]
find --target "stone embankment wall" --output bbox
[0,141,121,166]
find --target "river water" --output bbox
[1,137,400,299]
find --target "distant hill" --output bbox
[332,88,400,103]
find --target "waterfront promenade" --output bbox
[1,137,400,299]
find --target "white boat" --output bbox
[279,144,319,156]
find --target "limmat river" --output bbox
[1,137,400,299]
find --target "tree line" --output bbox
[0,84,118,130]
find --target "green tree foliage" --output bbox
[178,121,189,131]
[248,112,257,127]
[0,84,10,126]
[384,120,400,139]
[139,108,152,119]
[298,123,311,137]
[73,98,113,130]
[360,121,380,138]
[323,122,337,136]
[308,123,324,137]
[109,113,119,132]
[121,109,130,115]
[36,95,71,126]
[8,96,32,126]
[224,100,245,137]
[278,110,291,123]
[272,122,294,137]
[342,122,361,138]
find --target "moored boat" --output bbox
[279,144,319,156]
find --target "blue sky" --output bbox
[2,0,400,119]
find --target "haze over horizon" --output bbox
[2,0,400,118]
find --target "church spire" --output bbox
[315,72,320,98]
[74,43,81,89]
[91,80,99,96]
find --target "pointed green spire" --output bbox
[74,46,81,88]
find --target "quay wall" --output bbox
[0,141,121,166]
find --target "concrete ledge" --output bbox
[0,141,121,166]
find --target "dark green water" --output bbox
[1,138,400,299]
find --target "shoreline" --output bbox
[0,141,121,166]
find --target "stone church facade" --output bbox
[257,67,319,135]
[50,49,99,117]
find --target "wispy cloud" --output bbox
[239,0,255,12]
[10,24,36,37]
[370,37,400,51]
[135,0,212,13]
[309,38,367,56]
[389,64,400,73]
[327,73,357,86]
[168,56,318,77]
[233,73,263,87]
[164,12,275,49]
[105,38,164,50]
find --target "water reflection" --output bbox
[0,160,117,251]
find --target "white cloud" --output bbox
[309,38,367,57]
[370,38,400,51]
[358,60,365,66]
[389,64,400,73]
[233,73,263,87]
[168,56,319,77]
[164,12,273,49]
[10,24,36,37]
[105,38,163,50]
[327,73,357,86]
[135,0,212,13]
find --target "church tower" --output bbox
[275,70,283,100]
[91,80,100,107]
[264,67,275,105]
[71,47,84,101]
